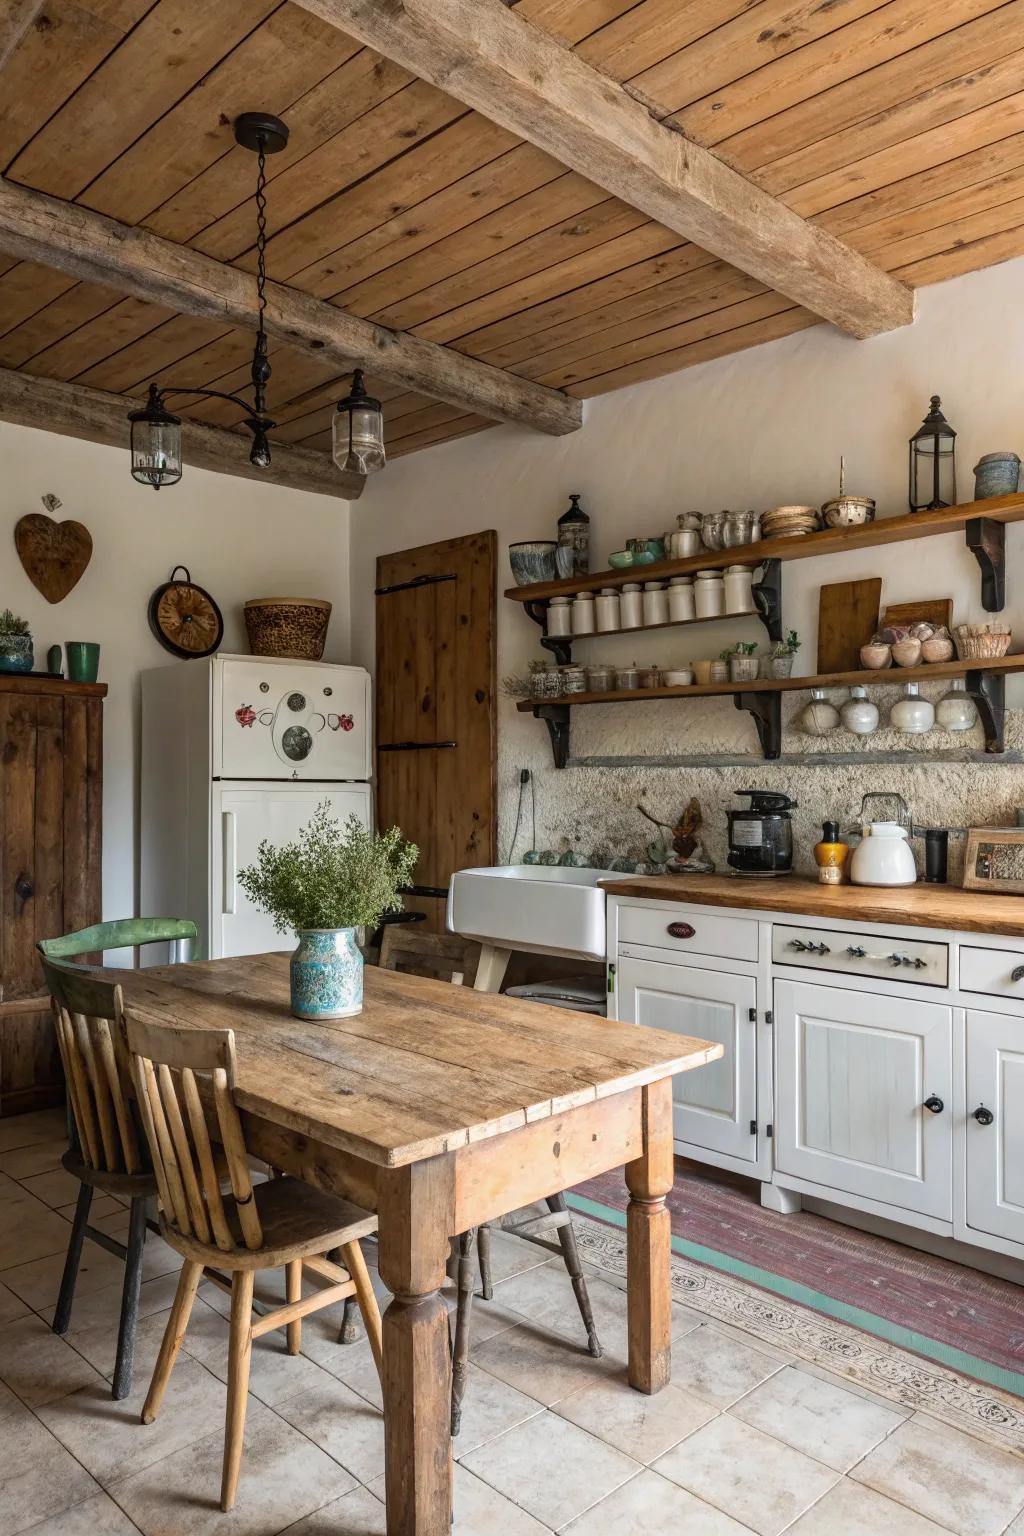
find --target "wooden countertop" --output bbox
[599,872,1024,937]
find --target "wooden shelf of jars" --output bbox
[506,494,1024,608]
[518,653,1024,766]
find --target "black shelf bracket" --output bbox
[532,703,571,769]
[751,558,783,644]
[540,634,574,666]
[964,668,1006,753]
[524,599,549,631]
[735,691,783,759]
[966,516,1006,611]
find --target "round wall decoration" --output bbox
[148,566,224,658]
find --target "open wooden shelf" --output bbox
[504,494,1024,604]
[518,654,1023,765]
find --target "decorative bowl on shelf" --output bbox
[921,635,954,663]
[860,642,892,669]
[890,638,922,667]
[954,623,1012,660]
[509,541,558,585]
[626,537,665,563]
[608,549,634,569]
[822,495,875,528]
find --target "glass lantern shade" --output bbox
[333,370,385,475]
[129,397,182,489]
[909,394,956,512]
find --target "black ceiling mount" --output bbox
[233,112,290,155]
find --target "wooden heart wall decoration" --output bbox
[15,497,92,603]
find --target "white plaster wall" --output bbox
[349,259,1024,875]
[1,421,352,921]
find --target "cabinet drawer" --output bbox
[960,946,1024,1000]
[618,904,758,963]
[773,925,948,987]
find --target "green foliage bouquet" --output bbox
[238,801,418,935]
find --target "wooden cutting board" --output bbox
[881,598,953,632]
[817,578,882,673]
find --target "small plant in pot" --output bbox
[764,629,801,678]
[722,640,759,683]
[238,802,418,1020]
[0,610,33,674]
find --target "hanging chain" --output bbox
[251,138,272,416]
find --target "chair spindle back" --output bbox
[40,958,144,1176]
[125,1012,262,1253]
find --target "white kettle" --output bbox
[849,821,917,887]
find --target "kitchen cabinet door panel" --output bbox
[616,956,757,1163]
[966,1009,1024,1245]
[775,980,952,1219]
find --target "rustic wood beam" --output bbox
[0,177,581,436]
[0,0,43,71]
[293,0,915,341]
[0,367,364,499]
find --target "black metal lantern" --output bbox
[333,369,385,475]
[127,112,289,490]
[129,386,182,489]
[909,394,956,512]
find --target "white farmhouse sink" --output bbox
[447,864,617,963]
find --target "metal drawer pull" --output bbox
[887,953,927,969]
[1011,965,1024,983]
[846,945,866,958]
[923,1096,944,1114]
[667,922,695,939]
[973,1105,995,1126]
[787,939,831,955]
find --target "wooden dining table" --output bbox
[111,952,721,1536]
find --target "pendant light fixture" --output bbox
[128,113,385,489]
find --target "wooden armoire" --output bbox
[0,675,104,1116]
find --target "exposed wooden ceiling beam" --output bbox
[0,366,363,499]
[0,0,43,72]
[0,177,581,437]
[293,0,915,341]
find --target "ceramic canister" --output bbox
[840,685,879,735]
[890,682,935,733]
[974,452,1021,500]
[619,583,644,628]
[595,587,621,632]
[642,581,669,626]
[800,688,840,734]
[724,565,755,614]
[571,592,596,635]
[546,596,572,636]
[694,570,725,619]
[668,577,695,623]
[935,679,978,731]
[290,929,363,1020]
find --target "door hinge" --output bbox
[766,1123,774,1139]
[748,1007,757,1022]
[765,1009,774,1025]
[606,963,616,995]
[749,1119,757,1136]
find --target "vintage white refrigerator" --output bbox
[140,654,372,960]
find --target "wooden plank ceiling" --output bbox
[0,0,1021,464]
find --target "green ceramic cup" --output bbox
[65,641,100,684]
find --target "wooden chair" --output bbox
[38,956,159,1401]
[125,1010,383,1513]
[376,929,602,1435]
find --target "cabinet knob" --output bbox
[666,922,695,939]
[14,873,32,910]
[1011,965,1024,983]
[973,1105,995,1126]
[923,1095,944,1114]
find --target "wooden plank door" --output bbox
[375,532,496,931]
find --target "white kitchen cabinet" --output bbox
[615,955,758,1164]
[774,979,953,1220]
[965,1009,1024,1246]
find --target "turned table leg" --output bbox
[376,1155,455,1536]
[624,1078,674,1394]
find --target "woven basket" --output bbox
[953,622,1012,661]
[244,597,332,660]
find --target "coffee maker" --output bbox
[727,790,797,877]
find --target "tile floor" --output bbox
[2,1107,1024,1536]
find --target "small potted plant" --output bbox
[0,610,33,674]
[722,640,759,683]
[238,802,418,1020]
[763,629,801,678]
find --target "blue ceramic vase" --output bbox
[290,928,363,1019]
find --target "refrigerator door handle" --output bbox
[222,810,237,915]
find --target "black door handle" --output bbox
[923,1096,944,1114]
[973,1105,995,1126]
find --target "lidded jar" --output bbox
[840,685,879,736]
[800,688,840,735]
[595,587,621,633]
[890,681,935,733]
[642,580,669,626]
[619,582,643,629]
[668,575,695,623]
[935,678,978,731]
[571,591,595,635]
[694,569,725,619]
[724,564,755,614]
[546,595,572,636]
